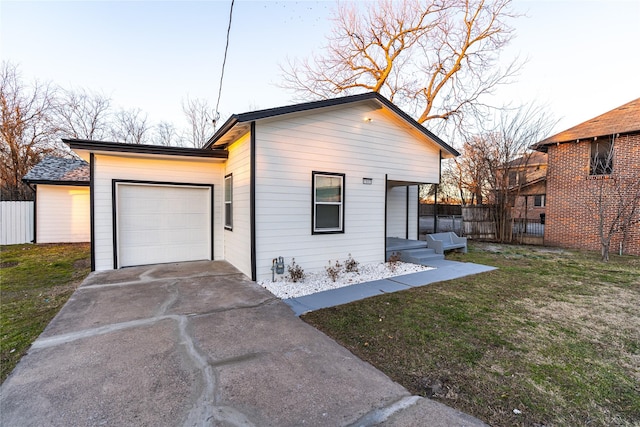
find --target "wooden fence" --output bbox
[1,201,34,245]
[461,205,496,240]
[419,204,462,216]
[461,205,545,245]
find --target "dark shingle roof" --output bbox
[22,156,89,185]
[533,98,640,151]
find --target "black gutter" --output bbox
[65,139,228,159]
[22,179,89,186]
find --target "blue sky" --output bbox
[1,0,639,140]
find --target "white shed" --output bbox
[67,92,459,280]
[22,156,90,244]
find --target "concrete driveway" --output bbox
[1,261,486,427]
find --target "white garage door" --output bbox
[116,183,212,268]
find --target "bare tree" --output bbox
[451,104,555,241]
[110,108,150,144]
[281,0,520,126]
[155,121,184,147]
[1,62,61,200]
[55,88,111,140]
[182,97,214,148]
[587,138,640,261]
[452,137,491,205]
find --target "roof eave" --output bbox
[22,178,90,186]
[65,139,229,159]
[532,128,639,153]
[203,115,240,149]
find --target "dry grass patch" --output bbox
[303,243,640,427]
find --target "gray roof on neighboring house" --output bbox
[22,156,90,185]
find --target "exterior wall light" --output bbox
[364,117,373,123]
[362,178,373,185]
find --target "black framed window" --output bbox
[534,194,545,207]
[224,174,233,230]
[312,172,344,233]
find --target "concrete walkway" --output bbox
[0,260,488,427]
[284,259,497,316]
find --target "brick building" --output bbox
[532,98,640,256]
[505,151,548,221]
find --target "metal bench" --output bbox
[426,232,467,254]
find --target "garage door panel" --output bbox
[116,183,212,268]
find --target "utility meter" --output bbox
[275,257,285,275]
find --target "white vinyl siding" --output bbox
[36,185,90,243]
[223,133,252,278]
[386,186,407,239]
[91,154,224,271]
[407,185,418,240]
[386,185,418,240]
[253,103,441,280]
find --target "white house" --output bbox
[66,93,459,281]
[22,156,91,244]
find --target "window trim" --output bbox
[533,194,545,208]
[312,171,345,234]
[224,173,233,230]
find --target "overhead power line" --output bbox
[214,0,235,130]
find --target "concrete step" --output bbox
[396,248,444,265]
[386,240,429,252]
[402,248,436,258]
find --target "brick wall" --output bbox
[545,133,640,256]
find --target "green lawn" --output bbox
[1,243,91,383]
[303,243,640,427]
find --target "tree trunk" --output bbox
[601,241,610,262]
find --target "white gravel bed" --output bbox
[258,262,433,299]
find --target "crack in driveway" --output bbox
[31,275,260,426]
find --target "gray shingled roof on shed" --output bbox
[22,156,89,184]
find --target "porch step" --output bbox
[386,239,428,252]
[395,248,445,266]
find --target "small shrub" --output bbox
[288,258,305,283]
[344,253,359,273]
[388,252,401,273]
[326,260,342,282]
